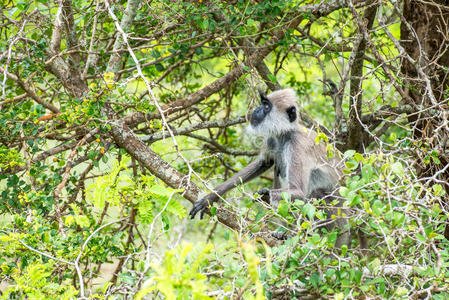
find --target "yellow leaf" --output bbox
[65,215,75,226]
[0,235,11,242]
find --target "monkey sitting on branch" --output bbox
[189,88,351,248]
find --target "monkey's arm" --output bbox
[189,158,274,219]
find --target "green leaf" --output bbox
[353,270,362,284]
[255,210,264,222]
[427,232,438,239]
[416,234,426,243]
[277,201,289,217]
[119,273,135,285]
[281,192,290,202]
[339,187,349,198]
[394,287,408,296]
[155,63,164,72]
[343,150,356,159]
[201,19,209,30]
[372,200,383,216]
[325,268,336,280]
[392,212,404,226]
[361,164,374,180]
[327,232,337,247]
[345,160,358,170]
[150,49,161,58]
[335,293,344,300]
[391,161,404,177]
[267,73,277,84]
[310,272,320,288]
[349,193,361,207]
[148,185,176,200]
[302,203,316,220]
[432,184,444,196]
[354,153,364,163]
[75,215,90,228]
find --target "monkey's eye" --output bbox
[262,101,270,111]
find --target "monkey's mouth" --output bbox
[249,117,259,127]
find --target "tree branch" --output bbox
[141,116,246,143]
[106,0,140,74]
[346,3,377,151]
[0,68,60,114]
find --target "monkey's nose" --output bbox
[250,107,264,126]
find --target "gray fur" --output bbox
[307,168,337,197]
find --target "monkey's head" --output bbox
[249,88,299,136]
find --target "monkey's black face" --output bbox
[250,95,272,127]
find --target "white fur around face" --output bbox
[248,105,297,137]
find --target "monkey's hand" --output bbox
[255,188,271,204]
[189,194,217,219]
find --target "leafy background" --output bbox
[0,0,448,299]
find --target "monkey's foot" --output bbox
[255,188,271,204]
[271,231,288,240]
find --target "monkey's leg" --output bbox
[189,158,274,219]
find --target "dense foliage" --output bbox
[1,0,448,299]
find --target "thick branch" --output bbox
[41,4,87,98]
[346,4,377,152]
[49,2,63,54]
[107,108,278,245]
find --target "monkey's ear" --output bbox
[286,106,296,122]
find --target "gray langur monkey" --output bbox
[189,88,351,248]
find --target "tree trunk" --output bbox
[401,0,449,237]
